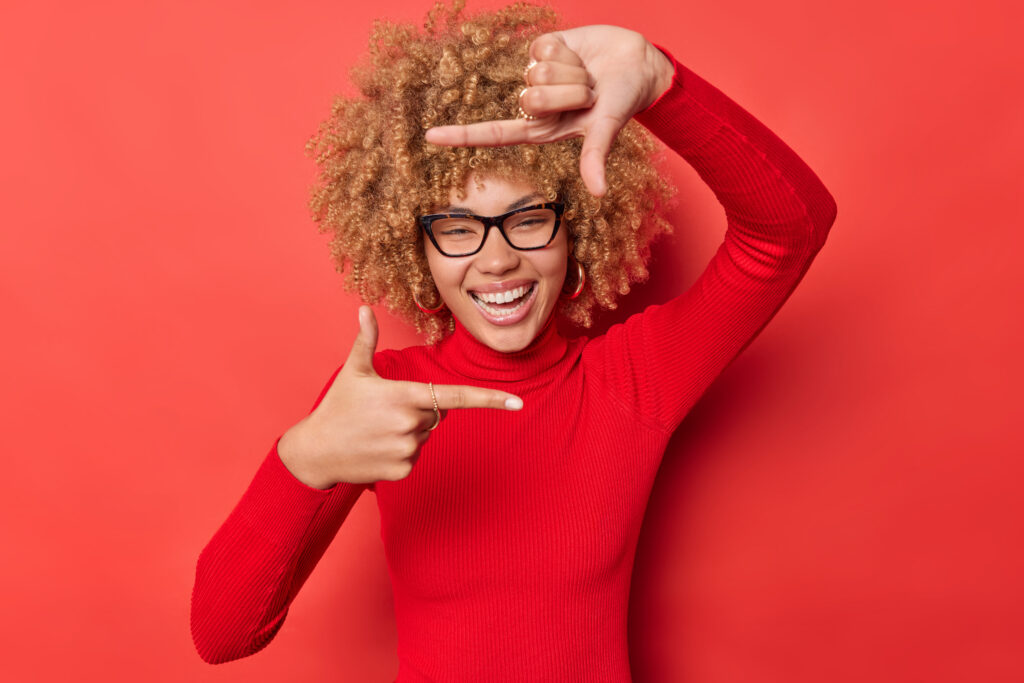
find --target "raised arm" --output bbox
[590,46,838,431]
[427,25,837,432]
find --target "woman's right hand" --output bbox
[277,306,524,489]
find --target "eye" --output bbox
[439,226,474,235]
[505,209,554,231]
[432,217,484,241]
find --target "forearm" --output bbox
[636,48,837,249]
[190,439,366,664]
[590,47,837,432]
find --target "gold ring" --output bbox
[517,87,536,121]
[523,59,537,86]
[427,382,441,431]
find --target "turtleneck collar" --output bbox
[436,313,570,382]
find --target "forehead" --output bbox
[441,172,543,213]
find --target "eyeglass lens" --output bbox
[431,208,557,256]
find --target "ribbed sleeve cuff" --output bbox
[634,46,726,155]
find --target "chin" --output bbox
[464,311,544,352]
[479,326,538,353]
[456,279,550,351]
[463,294,559,353]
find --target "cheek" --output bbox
[425,250,469,292]
[538,245,570,286]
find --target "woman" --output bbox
[191,1,837,680]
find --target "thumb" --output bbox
[344,305,379,376]
[580,115,619,197]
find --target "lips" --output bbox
[468,281,538,325]
[471,284,532,305]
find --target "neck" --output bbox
[439,314,568,381]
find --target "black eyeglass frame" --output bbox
[419,202,565,257]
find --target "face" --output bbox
[424,174,569,353]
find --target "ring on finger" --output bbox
[427,382,441,431]
[523,59,537,86]
[517,87,537,121]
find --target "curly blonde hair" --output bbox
[306,0,674,343]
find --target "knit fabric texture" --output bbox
[191,47,838,681]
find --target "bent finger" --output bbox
[413,406,445,433]
[412,426,432,445]
[526,62,590,88]
[529,32,583,67]
[520,84,595,118]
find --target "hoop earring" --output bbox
[563,259,585,300]
[413,288,446,314]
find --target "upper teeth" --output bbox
[474,285,530,304]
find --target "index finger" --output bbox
[429,382,524,411]
[425,118,536,148]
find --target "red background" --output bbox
[2,0,1021,680]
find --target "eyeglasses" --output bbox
[419,202,564,257]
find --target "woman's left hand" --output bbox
[424,25,674,198]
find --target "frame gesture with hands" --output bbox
[278,306,523,489]
[425,26,674,197]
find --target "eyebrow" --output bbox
[444,193,545,214]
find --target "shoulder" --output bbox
[580,306,650,364]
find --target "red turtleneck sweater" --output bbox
[191,48,837,681]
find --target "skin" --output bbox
[278,305,524,489]
[425,174,570,354]
[425,26,673,198]
[279,24,674,489]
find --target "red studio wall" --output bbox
[1,0,1021,681]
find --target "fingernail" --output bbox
[505,396,523,411]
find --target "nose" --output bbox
[474,224,520,276]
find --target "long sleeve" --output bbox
[585,48,838,432]
[190,366,369,664]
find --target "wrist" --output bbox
[641,42,675,112]
[278,422,336,490]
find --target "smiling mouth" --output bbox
[469,283,536,318]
